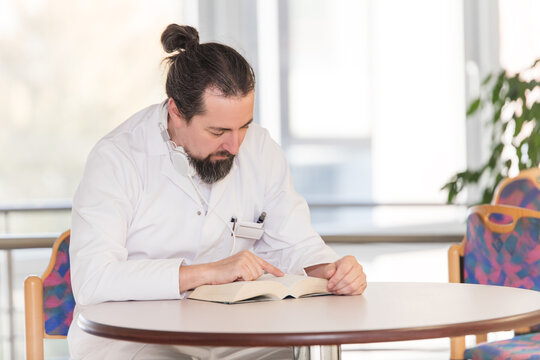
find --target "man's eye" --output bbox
[210,131,224,136]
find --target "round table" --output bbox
[79,282,540,359]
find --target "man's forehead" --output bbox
[195,89,254,126]
[204,86,227,97]
[202,87,254,102]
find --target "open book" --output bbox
[187,274,331,304]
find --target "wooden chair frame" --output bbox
[24,230,71,360]
[448,205,540,359]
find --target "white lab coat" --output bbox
[68,101,339,359]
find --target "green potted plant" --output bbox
[442,59,540,204]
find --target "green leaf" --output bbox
[530,102,540,119]
[492,173,504,196]
[469,169,483,182]
[441,179,459,204]
[491,72,506,104]
[481,187,494,204]
[492,143,504,157]
[516,145,523,162]
[481,73,493,86]
[507,76,520,101]
[493,107,502,124]
[529,127,540,165]
[522,107,532,123]
[514,114,525,137]
[467,98,482,116]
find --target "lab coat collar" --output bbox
[160,159,204,208]
[147,100,170,156]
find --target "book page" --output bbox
[261,274,330,298]
[188,279,286,303]
[187,274,330,303]
[259,273,307,287]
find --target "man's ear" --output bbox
[168,98,184,125]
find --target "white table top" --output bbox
[79,282,540,346]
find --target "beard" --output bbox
[187,150,235,184]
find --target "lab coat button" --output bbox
[197,211,201,216]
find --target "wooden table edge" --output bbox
[78,308,540,347]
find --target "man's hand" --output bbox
[305,256,367,295]
[206,250,284,284]
[179,250,284,293]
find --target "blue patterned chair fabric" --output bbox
[464,213,540,289]
[463,207,540,359]
[494,172,540,334]
[42,235,75,336]
[497,178,540,211]
[464,332,540,360]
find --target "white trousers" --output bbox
[75,340,293,360]
[132,344,293,360]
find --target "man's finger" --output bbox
[335,278,367,295]
[332,270,363,293]
[244,259,263,281]
[327,260,354,288]
[331,264,365,290]
[256,256,284,277]
[232,251,262,281]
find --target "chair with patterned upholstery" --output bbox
[448,205,540,359]
[492,167,540,210]
[24,230,75,360]
[492,167,540,335]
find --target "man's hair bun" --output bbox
[161,24,200,53]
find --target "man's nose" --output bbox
[223,131,241,155]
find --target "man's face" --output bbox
[168,89,255,184]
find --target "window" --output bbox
[0,0,193,205]
[498,0,540,74]
[281,0,467,203]
[273,0,468,230]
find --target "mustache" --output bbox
[210,150,233,159]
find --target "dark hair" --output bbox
[161,24,255,122]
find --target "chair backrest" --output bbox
[448,204,540,359]
[492,168,540,333]
[24,230,74,360]
[463,205,540,290]
[492,167,540,210]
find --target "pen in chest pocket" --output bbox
[230,216,238,232]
